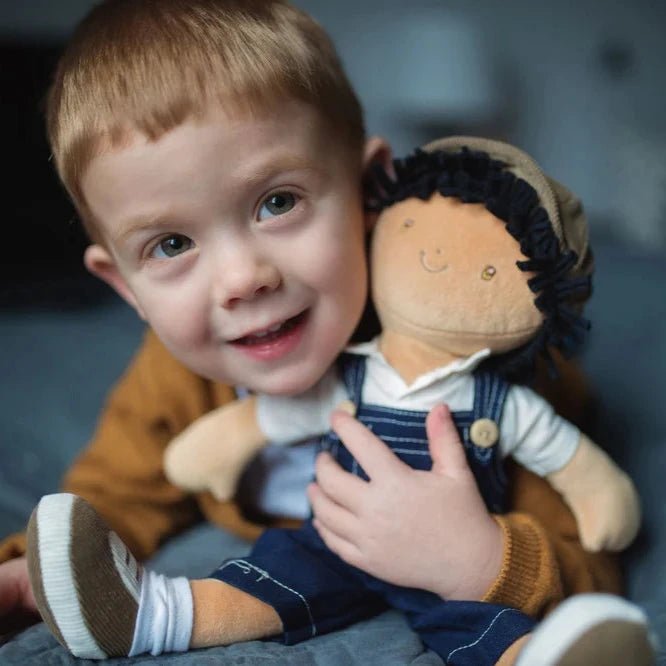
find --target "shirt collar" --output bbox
[346,337,491,394]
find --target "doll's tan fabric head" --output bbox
[422,136,593,281]
[371,194,544,364]
[368,137,593,382]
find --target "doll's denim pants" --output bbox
[211,520,535,665]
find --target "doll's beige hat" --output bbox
[422,136,593,280]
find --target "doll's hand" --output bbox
[164,396,268,501]
[0,556,39,643]
[547,434,641,552]
[308,404,504,601]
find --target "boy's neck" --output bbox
[377,330,465,386]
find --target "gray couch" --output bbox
[0,239,663,664]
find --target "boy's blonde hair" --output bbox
[47,0,365,234]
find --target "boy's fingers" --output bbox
[330,409,405,480]
[315,451,367,511]
[312,519,363,569]
[307,483,360,541]
[0,557,38,637]
[426,404,469,476]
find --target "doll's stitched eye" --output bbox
[481,265,497,281]
[403,218,415,228]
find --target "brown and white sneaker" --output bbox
[515,593,657,666]
[26,493,142,659]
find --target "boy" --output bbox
[0,0,651,663]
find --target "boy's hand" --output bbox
[308,404,504,601]
[0,556,39,642]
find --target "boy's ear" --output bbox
[363,135,392,174]
[362,135,392,232]
[83,244,146,320]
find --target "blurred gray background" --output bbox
[0,1,665,662]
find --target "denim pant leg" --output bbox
[377,582,535,665]
[209,521,386,644]
[409,599,535,665]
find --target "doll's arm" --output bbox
[164,396,268,501]
[546,433,641,552]
[164,369,345,501]
[506,386,640,553]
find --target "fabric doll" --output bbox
[165,136,640,557]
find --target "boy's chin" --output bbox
[251,370,323,397]
[254,355,341,395]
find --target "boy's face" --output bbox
[82,101,377,394]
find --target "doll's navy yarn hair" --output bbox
[366,146,592,384]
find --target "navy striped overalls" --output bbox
[320,353,510,514]
[212,354,536,665]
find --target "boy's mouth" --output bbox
[230,311,308,346]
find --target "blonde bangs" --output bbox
[48,0,365,220]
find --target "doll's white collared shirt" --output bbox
[257,338,580,479]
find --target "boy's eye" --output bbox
[151,234,194,259]
[258,192,297,220]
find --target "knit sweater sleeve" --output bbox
[0,329,237,564]
[482,462,622,617]
[63,329,239,560]
[482,352,623,617]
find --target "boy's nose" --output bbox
[215,259,282,309]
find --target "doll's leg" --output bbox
[392,586,655,665]
[504,594,656,666]
[399,596,534,665]
[189,579,281,648]
[208,520,387,645]
[26,494,281,659]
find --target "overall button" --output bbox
[469,418,499,448]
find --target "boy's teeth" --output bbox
[233,311,306,345]
[253,322,283,338]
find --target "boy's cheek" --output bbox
[141,298,207,350]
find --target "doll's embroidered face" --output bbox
[371,193,543,357]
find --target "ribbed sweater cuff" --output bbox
[0,532,27,564]
[482,513,559,616]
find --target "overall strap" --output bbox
[472,371,510,423]
[468,370,511,513]
[337,352,367,409]
[320,353,368,465]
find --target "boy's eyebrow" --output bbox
[237,155,322,187]
[111,215,175,244]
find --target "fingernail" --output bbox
[336,399,356,416]
[438,403,450,419]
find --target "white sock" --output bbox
[129,571,194,656]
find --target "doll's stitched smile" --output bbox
[419,249,448,273]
